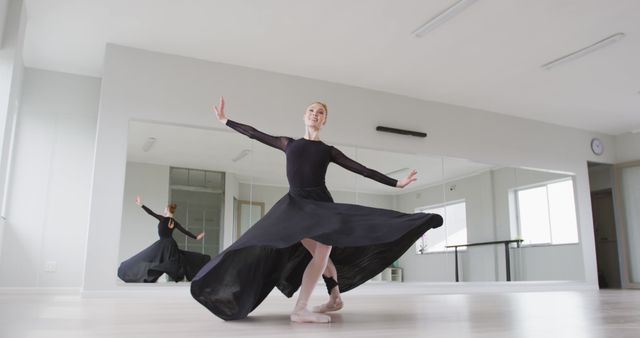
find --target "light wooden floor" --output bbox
[1,285,639,338]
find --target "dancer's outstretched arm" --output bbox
[214,96,292,152]
[330,147,417,188]
[135,195,163,221]
[171,220,201,240]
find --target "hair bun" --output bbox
[168,203,177,213]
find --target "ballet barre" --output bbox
[446,239,524,282]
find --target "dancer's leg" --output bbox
[291,239,332,323]
[300,239,343,313]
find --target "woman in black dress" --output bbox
[118,196,210,283]
[190,97,443,323]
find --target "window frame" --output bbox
[513,178,580,247]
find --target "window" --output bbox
[415,200,467,253]
[169,167,225,257]
[515,179,578,245]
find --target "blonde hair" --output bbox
[310,102,328,116]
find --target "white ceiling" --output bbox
[127,121,494,194]
[23,0,640,135]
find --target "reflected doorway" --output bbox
[235,199,264,240]
[588,163,621,288]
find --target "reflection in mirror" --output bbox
[351,149,584,283]
[511,167,582,282]
[169,167,223,257]
[118,120,584,285]
[234,139,363,233]
[236,199,264,240]
[118,121,254,283]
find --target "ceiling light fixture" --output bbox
[411,0,478,38]
[232,149,252,162]
[376,126,427,138]
[142,137,156,152]
[385,167,411,177]
[541,32,626,70]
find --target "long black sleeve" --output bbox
[141,205,163,221]
[172,220,198,239]
[226,119,292,152]
[330,147,398,187]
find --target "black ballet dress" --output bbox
[190,120,443,320]
[117,205,211,283]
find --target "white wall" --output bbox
[0,68,100,287]
[118,162,170,262]
[614,133,640,164]
[512,245,584,281]
[82,44,610,290]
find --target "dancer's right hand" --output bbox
[135,195,142,206]
[214,96,228,124]
[396,169,418,188]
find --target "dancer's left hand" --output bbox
[397,169,417,188]
[197,232,205,240]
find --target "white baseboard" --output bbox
[1,281,597,298]
[0,287,81,295]
[348,280,597,296]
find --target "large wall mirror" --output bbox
[118,120,584,284]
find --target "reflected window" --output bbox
[516,179,578,245]
[170,167,225,257]
[415,200,467,254]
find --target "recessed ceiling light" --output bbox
[411,0,478,38]
[541,33,626,70]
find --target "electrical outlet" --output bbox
[44,261,57,272]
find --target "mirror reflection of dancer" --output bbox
[117,196,210,283]
[191,97,443,323]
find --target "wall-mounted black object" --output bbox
[376,126,427,138]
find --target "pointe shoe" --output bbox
[312,299,344,313]
[290,309,331,323]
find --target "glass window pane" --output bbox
[548,180,579,244]
[189,169,205,187]
[424,206,447,252]
[205,171,223,189]
[517,186,551,245]
[446,202,467,246]
[416,202,467,253]
[170,168,189,186]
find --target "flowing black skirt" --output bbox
[118,237,211,283]
[190,185,443,320]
